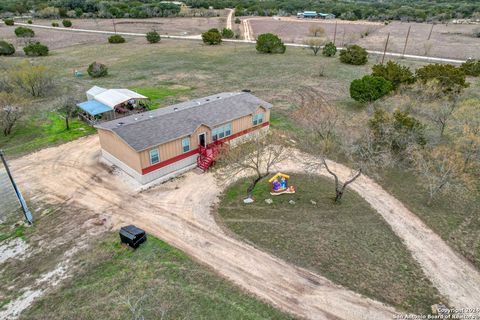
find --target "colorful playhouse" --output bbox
[268,173,295,195]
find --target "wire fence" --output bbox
[0,164,21,224]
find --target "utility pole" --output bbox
[0,150,32,224]
[333,21,337,45]
[381,32,390,64]
[402,25,411,59]
[427,23,435,40]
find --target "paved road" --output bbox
[15,22,466,64]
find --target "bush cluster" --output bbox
[52,22,59,27]
[415,64,468,93]
[202,28,222,45]
[108,34,126,43]
[460,59,480,77]
[339,45,368,65]
[23,42,49,56]
[234,17,241,24]
[27,19,33,24]
[0,41,15,56]
[221,28,234,39]
[4,19,14,26]
[350,75,393,103]
[14,27,35,38]
[256,33,286,54]
[62,19,72,27]
[146,30,160,43]
[322,42,337,57]
[87,61,108,78]
[372,61,415,89]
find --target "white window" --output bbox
[212,123,232,141]
[225,123,231,136]
[253,112,264,125]
[182,137,190,153]
[149,148,159,165]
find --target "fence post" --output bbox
[402,25,411,59]
[0,150,32,224]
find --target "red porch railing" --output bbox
[197,140,223,172]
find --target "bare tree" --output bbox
[322,158,362,202]
[308,25,325,37]
[7,61,55,97]
[304,38,323,56]
[293,88,363,202]
[58,97,77,130]
[216,132,288,198]
[0,92,25,136]
[422,97,458,137]
[409,145,464,205]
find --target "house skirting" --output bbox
[101,149,198,185]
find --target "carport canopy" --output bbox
[77,100,112,116]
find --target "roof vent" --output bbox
[149,115,153,118]
[196,102,201,105]
[216,96,220,99]
[117,122,125,126]
[206,99,210,101]
[134,118,138,121]
[242,89,251,93]
[174,107,179,111]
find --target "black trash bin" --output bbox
[119,225,147,249]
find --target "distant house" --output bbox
[95,92,272,184]
[77,86,148,123]
[297,11,335,19]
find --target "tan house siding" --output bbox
[118,107,271,171]
[98,129,142,173]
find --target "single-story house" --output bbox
[95,91,272,184]
[77,86,148,122]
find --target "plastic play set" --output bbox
[269,173,295,195]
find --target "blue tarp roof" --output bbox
[77,100,112,116]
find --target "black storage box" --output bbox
[119,225,147,249]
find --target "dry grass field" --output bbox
[248,18,480,59]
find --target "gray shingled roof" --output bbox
[95,92,272,152]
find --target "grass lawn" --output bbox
[217,174,442,314]
[0,112,95,158]
[20,233,294,320]
[379,169,480,269]
[131,85,192,109]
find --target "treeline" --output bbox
[1,0,480,21]
[0,0,182,18]
[190,0,480,22]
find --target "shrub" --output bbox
[27,19,32,24]
[0,41,15,56]
[322,42,337,57]
[87,62,108,78]
[62,19,72,27]
[415,64,468,94]
[4,19,14,26]
[235,17,241,24]
[146,30,160,43]
[221,28,234,39]
[350,75,393,102]
[51,22,59,27]
[372,61,415,89]
[108,35,126,44]
[256,33,286,54]
[14,27,35,38]
[460,59,480,77]
[473,27,480,38]
[23,42,49,56]
[202,28,222,45]
[339,45,368,65]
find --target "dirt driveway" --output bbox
[11,136,396,320]
[10,136,480,318]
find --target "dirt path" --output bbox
[280,153,480,308]
[226,8,234,30]
[11,136,396,320]
[14,22,465,64]
[10,136,480,317]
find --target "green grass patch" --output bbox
[131,85,191,109]
[218,174,442,314]
[379,169,480,269]
[0,112,95,158]
[21,233,293,320]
